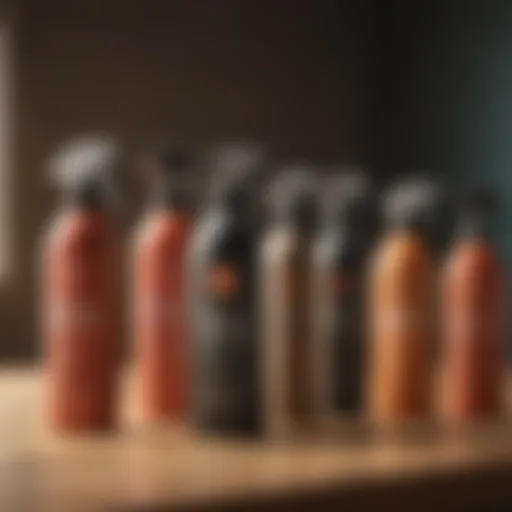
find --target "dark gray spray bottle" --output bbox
[311,170,375,426]
[188,142,266,436]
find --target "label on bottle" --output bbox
[48,299,103,331]
[140,297,183,326]
[196,260,257,429]
[450,306,486,342]
[379,307,426,335]
[209,265,240,301]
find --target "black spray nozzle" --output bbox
[461,187,497,217]
[137,137,197,209]
[457,187,498,239]
[139,137,196,177]
[49,133,122,209]
[383,175,445,236]
[324,168,374,228]
[207,140,268,210]
[268,163,318,229]
[158,145,193,173]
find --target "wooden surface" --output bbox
[0,368,510,511]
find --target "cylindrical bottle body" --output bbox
[260,228,312,438]
[367,232,433,427]
[190,210,259,435]
[440,240,504,422]
[133,211,191,421]
[311,231,366,423]
[43,210,119,432]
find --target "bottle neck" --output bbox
[150,181,190,210]
[147,206,190,224]
[211,201,251,228]
[388,213,431,237]
[274,198,315,232]
[327,219,371,243]
[274,214,313,236]
[64,193,105,212]
[386,225,430,249]
[456,216,493,242]
[150,199,189,215]
[64,177,107,211]
[60,203,107,224]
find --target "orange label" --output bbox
[209,265,240,299]
[48,300,103,330]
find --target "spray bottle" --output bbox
[366,177,440,430]
[132,141,195,421]
[189,143,266,435]
[260,166,317,439]
[42,134,122,432]
[311,170,374,427]
[440,189,504,423]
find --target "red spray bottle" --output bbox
[42,135,122,432]
[440,189,505,424]
[132,142,195,421]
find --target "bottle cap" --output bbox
[458,187,498,238]
[207,141,268,213]
[324,168,374,228]
[269,163,317,230]
[137,138,197,210]
[383,175,444,236]
[50,133,122,210]
[461,187,497,216]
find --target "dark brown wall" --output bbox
[3,0,374,358]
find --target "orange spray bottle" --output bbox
[366,178,441,430]
[42,135,122,433]
[440,189,504,424]
[133,142,195,421]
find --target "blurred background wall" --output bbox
[1,0,511,359]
